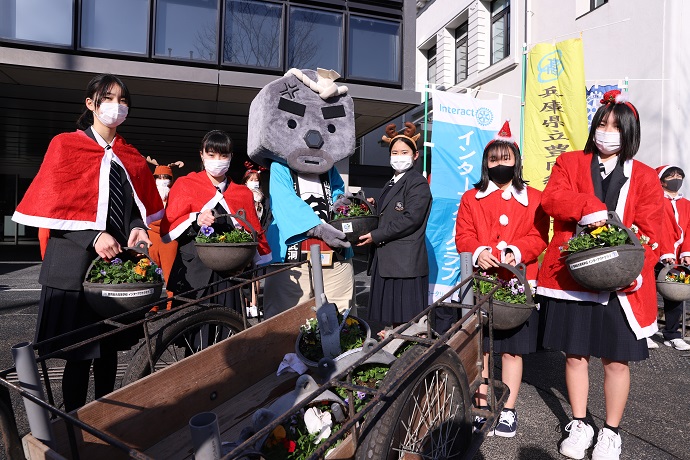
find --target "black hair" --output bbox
[583,102,640,162]
[660,166,685,181]
[76,74,131,130]
[389,136,418,154]
[200,130,233,155]
[474,141,527,192]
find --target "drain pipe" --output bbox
[11,342,54,448]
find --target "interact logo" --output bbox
[438,104,494,127]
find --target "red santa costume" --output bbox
[537,151,663,344]
[13,130,163,230]
[456,183,549,285]
[160,171,270,310]
[656,165,690,261]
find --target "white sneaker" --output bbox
[559,420,594,459]
[663,338,690,351]
[592,428,622,460]
[646,337,659,349]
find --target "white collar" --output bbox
[215,179,228,193]
[90,126,116,149]
[391,171,406,183]
[475,181,529,206]
[665,191,684,201]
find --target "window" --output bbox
[81,0,149,54]
[427,45,437,85]
[0,0,73,47]
[490,0,510,65]
[155,0,218,62]
[224,0,283,69]
[592,0,607,9]
[348,15,401,84]
[288,7,343,74]
[455,22,468,84]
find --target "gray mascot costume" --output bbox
[248,68,356,318]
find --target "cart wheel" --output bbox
[121,304,245,385]
[356,345,472,460]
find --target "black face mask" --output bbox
[488,164,515,185]
[664,178,683,192]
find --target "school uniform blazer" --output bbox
[370,169,432,278]
[659,193,690,261]
[536,150,664,339]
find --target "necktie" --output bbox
[599,163,606,177]
[108,155,125,231]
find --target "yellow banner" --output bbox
[523,38,588,190]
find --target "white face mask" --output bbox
[246,180,260,190]
[156,179,171,187]
[95,102,128,128]
[157,185,170,201]
[390,154,414,172]
[204,158,230,177]
[594,130,621,155]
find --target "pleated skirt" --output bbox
[367,256,428,324]
[540,293,648,362]
[483,307,540,355]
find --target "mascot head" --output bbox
[247,68,355,175]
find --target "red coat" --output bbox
[536,151,664,339]
[12,130,163,230]
[455,183,549,283]
[160,171,270,258]
[659,193,690,261]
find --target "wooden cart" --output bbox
[3,264,508,460]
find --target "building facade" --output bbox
[0,0,420,245]
[414,0,688,179]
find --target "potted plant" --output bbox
[474,263,536,330]
[295,312,371,368]
[194,210,258,275]
[83,243,164,318]
[561,212,646,291]
[656,264,690,302]
[328,191,378,244]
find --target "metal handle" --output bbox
[197,209,258,242]
[494,262,535,305]
[84,240,152,282]
[331,190,377,218]
[657,263,690,283]
[574,211,642,249]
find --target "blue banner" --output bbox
[427,91,502,302]
[586,84,618,129]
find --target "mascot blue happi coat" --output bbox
[248,68,356,318]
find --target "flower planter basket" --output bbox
[328,192,378,244]
[83,243,163,318]
[194,210,258,276]
[295,315,371,369]
[565,212,645,292]
[656,264,690,302]
[480,263,536,331]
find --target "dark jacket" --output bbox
[370,169,432,278]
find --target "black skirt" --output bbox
[540,293,648,362]
[368,256,428,324]
[35,286,104,360]
[483,307,540,355]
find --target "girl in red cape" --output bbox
[160,131,270,316]
[537,91,664,460]
[455,121,549,438]
[12,74,163,411]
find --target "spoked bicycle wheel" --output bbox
[121,304,245,385]
[356,345,472,460]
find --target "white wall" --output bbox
[416,0,690,178]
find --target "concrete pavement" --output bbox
[0,246,688,459]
